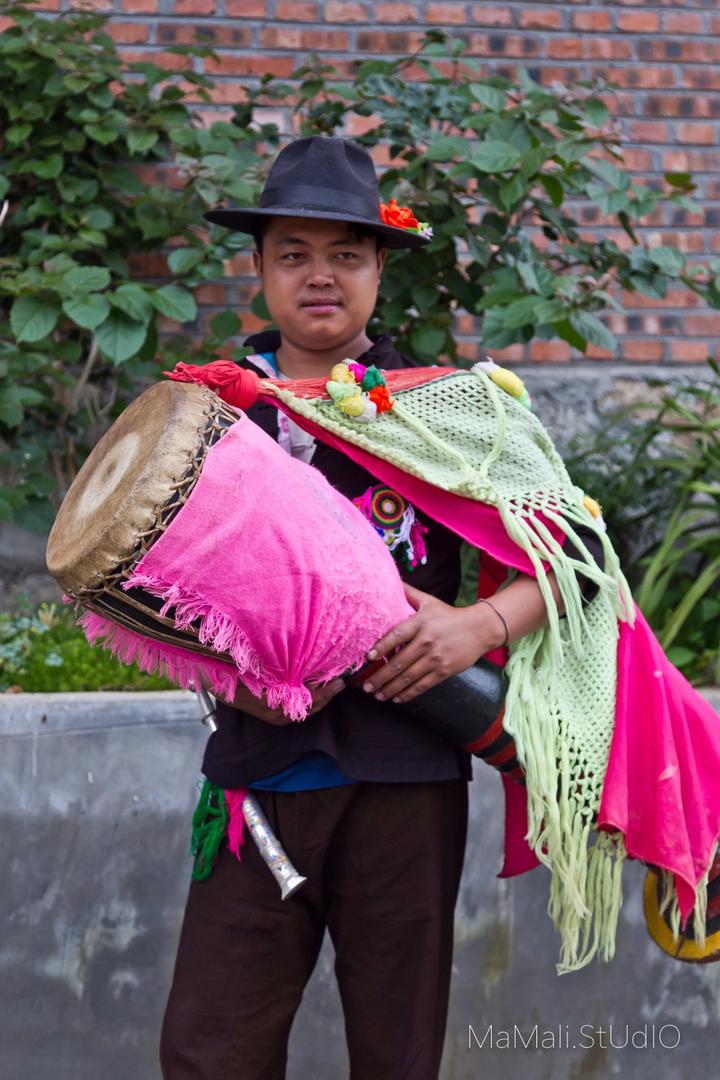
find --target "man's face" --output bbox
[251,217,386,351]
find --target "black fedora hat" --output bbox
[203,135,431,251]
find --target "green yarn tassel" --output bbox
[189,778,229,881]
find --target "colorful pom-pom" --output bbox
[583,495,602,519]
[327,379,359,403]
[369,384,394,413]
[347,361,367,382]
[330,362,355,384]
[489,367,527,399]
[339,391,366,417]
[361,365,385,391]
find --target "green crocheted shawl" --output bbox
[271,365,639,974]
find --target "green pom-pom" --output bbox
[327,379,358,402]
[361,365,385,391]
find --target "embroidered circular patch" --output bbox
[370,486,406,529]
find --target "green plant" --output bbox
[0,0,269,529]
[243,36,717,364]
[565,356,720,684]
[0,598,174,691]
[3,11,719,536]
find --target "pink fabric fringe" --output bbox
[78,608,242,700]
[224,787,249,860]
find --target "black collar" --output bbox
[242,329,413,371]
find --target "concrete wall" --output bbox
[2,689,720,1080]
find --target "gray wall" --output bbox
[2,690,720,1080]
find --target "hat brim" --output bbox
[203,206,431,251]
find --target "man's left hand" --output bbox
[362,583,505,704]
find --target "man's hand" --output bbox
[361,583,506,704]
[227,678,345,725]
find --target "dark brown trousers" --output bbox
[160,779,469,1080]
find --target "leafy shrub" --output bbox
[0,599,174,691]
[565,356,720,684]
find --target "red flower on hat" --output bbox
[379,198,420,231]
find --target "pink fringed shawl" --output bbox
[267,401,720,927]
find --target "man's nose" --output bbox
[306,258,335,284]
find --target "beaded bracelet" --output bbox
[476,597,510,649]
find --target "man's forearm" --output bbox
[470,570,566,651]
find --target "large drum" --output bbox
[47,379,516,777]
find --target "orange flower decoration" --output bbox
[379,198,420,231]
[369,385,394,414]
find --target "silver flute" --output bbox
[194,686,307,900]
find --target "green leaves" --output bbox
[95,310,147,364]
[470,141,522,172]
[62,293,110,330]
[151,285,197,323]
[64,266,111,293]
[10,295,60,342]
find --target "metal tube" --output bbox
[192,686,307,900]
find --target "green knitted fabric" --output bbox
[272,367,642,973]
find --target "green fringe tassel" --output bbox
[189,778,229,881]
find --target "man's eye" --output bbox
[282,252,304,261]
[336,251,358,260]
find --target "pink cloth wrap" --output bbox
[86,412,413,719]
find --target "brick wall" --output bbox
[26,1,720,364]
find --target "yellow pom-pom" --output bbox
[330,363,355,384]
[339,392,366,417]
[583,495,602,519]
[489,367,526,399]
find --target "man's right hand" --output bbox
[227,679,346,725]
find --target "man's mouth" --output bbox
[300,298,342,312]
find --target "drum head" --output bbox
[47,380,219,597]
[643,862,720,963]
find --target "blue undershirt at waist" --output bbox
[248,750,357,791]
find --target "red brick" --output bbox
[622,340,665,361]
[623,149,653,171]
[205,55,296,80]
[676,122,716,145]
[194,284,228,305]
[519,9,562,31]
[485,345,526,364]
[426,2,468,24]
[159,22,252,46]
[682,67,720,91]
[174,0,215,14]
[618,11,660,33]
[546,38,584,60]
[375,2,418,21]
[585,343,614,360]
[588,39,633,61]
[529,341,572,362]
[324,0,366,20]
[120,0,158,11]
[627,121,669,143]
[260,27,350,49]
[277,1,318,18]
[354,30,424,53]
[572,11,610,32]
[468,33,541,58]
[107,21,149,43]
[225,0,267,13]
[118,48,188,69]
[684,314,720,335]
[670,340,714,361]
[664,12,704,35]
[470,4,511,26]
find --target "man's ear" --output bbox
[252,249,263,276]
[377,247,387,275]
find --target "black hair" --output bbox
[253,219,385,254]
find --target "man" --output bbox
[160,136,602,1079]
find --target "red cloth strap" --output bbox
[163,360,261,410]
